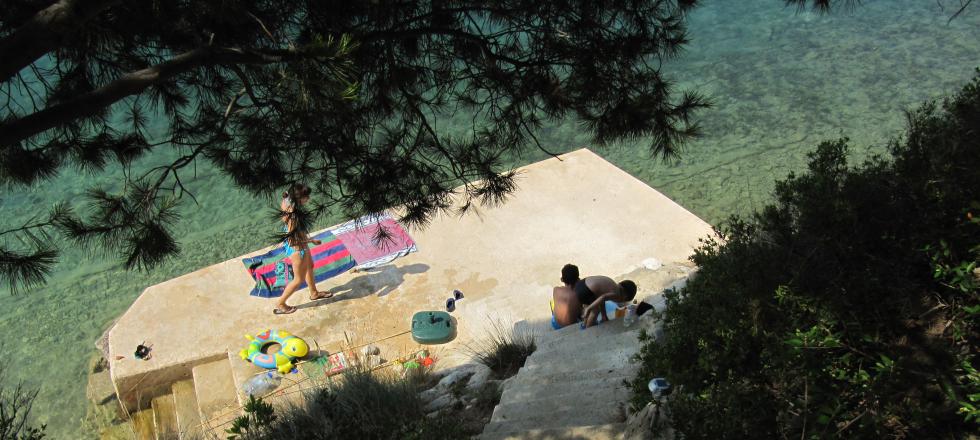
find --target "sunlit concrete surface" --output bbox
[107,148,714,411]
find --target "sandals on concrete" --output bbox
[309,291,334,301]
[273,304,297,315]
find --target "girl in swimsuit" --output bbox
[274,184,332,315]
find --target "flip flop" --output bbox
[273,305,297,315]
[310,291,334,301]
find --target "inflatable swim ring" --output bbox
[238,329,309,374]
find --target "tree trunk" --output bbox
[0,46,318,146]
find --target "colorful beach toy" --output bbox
[239,329,309,374]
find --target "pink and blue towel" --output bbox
[243,212,417,298]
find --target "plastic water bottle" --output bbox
[624,303,638,327]
[242,371,281,397]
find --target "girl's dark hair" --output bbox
[561,264,580,285]
[283,183,312,201]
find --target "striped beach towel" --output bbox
[243,212,417,298]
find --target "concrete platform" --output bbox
[107,148,713,411]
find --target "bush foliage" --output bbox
[226,367,467,440]
[630,71,980,438]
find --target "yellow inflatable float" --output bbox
[239,329,309,374]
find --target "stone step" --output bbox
[151,394,179,440]
[509,365,639,388]
[482,398,626,433]
[518,312,646,349]
[491,383,631,424]
[514,319,563,346]
[480,422,625,440]
[226,350,268,407]
[498,375,632,407]
[191,357,241,435]
[522,342,639,373]
[532,327,641,359]
[171,379,203,440]
[227,350,329,414]
[131,409,156,440]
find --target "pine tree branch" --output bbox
[0,0,122,84]
[947,0,974,24]
[0,44,339,146]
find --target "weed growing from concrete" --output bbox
[468,319,537,379]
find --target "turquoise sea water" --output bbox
[1,1,978,437]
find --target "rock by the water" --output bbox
[424,393,455,412]
[436,369,473,389]
[86,370,116,405]
[419,387,442,403]
[624,401,674,440]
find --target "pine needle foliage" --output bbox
[0,0,710,291]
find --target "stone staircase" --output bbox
[115,356,240,440]
[114,352,288,440]
[116,341,363,439]
[113,267,685,439]
[478,313,660,440]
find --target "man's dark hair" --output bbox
[561,264,580,285]
[620,280,638,301]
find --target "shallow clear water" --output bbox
[1,1,978,437]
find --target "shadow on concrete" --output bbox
[296,263,430,310]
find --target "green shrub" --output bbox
[630,71,980,439]
[229,367,466,440]
[226,395,276,440]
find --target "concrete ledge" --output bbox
[499,375,632,407]
[107,148,714,410]
[485,399,626,433]
[492,386,631,424]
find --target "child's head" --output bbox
[284,183,312,204]
[561,264,580,286]
[619,280,637,301]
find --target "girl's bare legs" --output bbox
[277,250,308,311]
[304,252,331,300]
